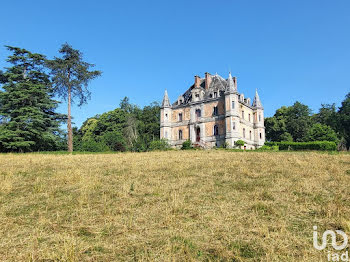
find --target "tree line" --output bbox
[0,45,349,152]
[265,97,350,150]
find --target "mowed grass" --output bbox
[0,151,350,261]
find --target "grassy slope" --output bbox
[0,151,350,261]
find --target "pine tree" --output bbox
[0,46,64,152]
[47,43,101,152]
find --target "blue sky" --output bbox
[1,0,349,127]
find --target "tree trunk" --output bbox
[67,77,73,153]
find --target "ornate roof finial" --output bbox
[226,72,236,93]
[161,89,171,108]
[252,89,263,108]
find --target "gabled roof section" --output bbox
[172,72,241,107]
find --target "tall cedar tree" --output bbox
[47,43,101,152]
[0,46,63,152]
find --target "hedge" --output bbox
[264,141,337,151]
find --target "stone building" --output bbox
[160,72,265,149]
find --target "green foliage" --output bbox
[265,141,337,151]
[280,132,293,142]
[72,98,160,152]
[312,103,339,132]
[339,93,350,149]
[235,140,245,149]
[265,102,311,142]
[47,43,102,106]
[181,140,192,150]
[256,145,279,151]
[149,139,171,151]
[80,138,110,152]
[304,123,338,142]
[0,46,64,152]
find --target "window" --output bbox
[210,94,213,98]
[165,131,168,138]
[248,114,251,122]
[195,109,201,118]
[165,113,168,119]
[214,125,219,136]
[178,113,183,122]
[179,130,183,140]
[259,114,261,122]
[260,132,262,139]
[232,101,235,109]
[195,93,199,98]
[242,111,244,119]
[249,130,252,140]
[232,122,236,130]
[213,106,218,116]
[214,92,217,98]
[243,128,246,138]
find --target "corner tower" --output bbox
[160,89,172,141]
[224,72,240,147]
[252,89,265,147]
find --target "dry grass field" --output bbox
[0,151,350,261]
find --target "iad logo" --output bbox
[313,226,349,261]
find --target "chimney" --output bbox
[205,72,211,90]
[194,75,201,88]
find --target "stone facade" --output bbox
[160,72,265,149]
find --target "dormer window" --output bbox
[214,92,217,98]
[195,93,199,98]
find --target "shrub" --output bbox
[181,140,192,150]
[235,140,245,149]
[80,139,110,152]
[149,139,171,151]
[264,141,336,151]
[256,145,279,151]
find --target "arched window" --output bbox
[179,130,183,140]
[260,132,262,139]
[232,122,236,130]
[214,125,219,136]
[243,128,246,138]
[249,130,252,140]
[232,101,235,109]
[248,114,251,122]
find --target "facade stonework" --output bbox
[160,73,265,149]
